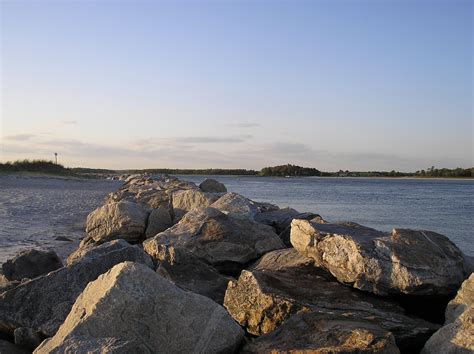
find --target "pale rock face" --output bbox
[210,192,279,220]
[144,243,233,304]
[290,220,469,296]
[144,206,173,238]
[83,200,150,247]
[242,312,400,354]
[422,274,474,353]
[223,248,437,353]
[143,207,285,274]
[0,240,153,337]
[171,189,220,222]
[2,249,63,281]
[199,178,227,193]
[34,262,244,354]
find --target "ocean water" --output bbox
[0,175,472,265]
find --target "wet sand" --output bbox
[0,175,121,264]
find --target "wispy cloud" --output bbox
[61,120,77,125]
[228,122,260,128]
[4,134,36,141]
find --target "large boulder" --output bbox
[199,178,227,193]
[290,220,469,296]
[2,249,62,281]
[210,192,279,220]
[34,262,244,354]
[144,243,233,304]
[0,240,153,337]
[224,248,437,352]
[422,274,474,353]
[242,312,400,354]
[171,189,220,221]
[143,207,285,274]
[145,206,173,238]
[82,200,150,247]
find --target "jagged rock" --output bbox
[242,312,400,354]
[144,207,284,275]
[255,209,323,246]
[0,340,29,354]
[422,274,474,353]
[199,178,227,193]
[224,248,437,352]
[172,189,220,221]
[14,327,43,351]
[144,244,233,304]
[34,262,244,354]
[210,192,279,220]
[82,200,150,247]
[2,249,62,281]
[0,240,153,337]
[145,206,173,238]
[290,220,469,296]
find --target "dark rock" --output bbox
[14,327,43,351]
[2,249,62,281]
[199,178,227,193]
[242,312,400,354]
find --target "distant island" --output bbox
[0,160,472,179]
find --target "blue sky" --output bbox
[1,0,472,170]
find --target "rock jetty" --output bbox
[0,175,472,353]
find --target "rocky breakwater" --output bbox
[0,174,472,353]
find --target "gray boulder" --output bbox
[290,220,469,296]
[2,249,62,281]
[0,240,153,337]
[82,200,150,247]
[143,207,284,274]
[145,206,173,238]
[199,178,227,193]
[171,189,220,221]
[224,248,437,352]
[210,192,278,220]
[34,262,244,354]
[145,243,233,304]
[242,312,400,354]
[422,273,474,353]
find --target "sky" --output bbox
[0,0,472,171]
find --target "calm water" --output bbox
[0,175,472,265]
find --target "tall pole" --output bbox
[54,152,58,164]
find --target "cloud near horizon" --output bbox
[2,133,467,171]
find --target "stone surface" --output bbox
[422,274,474,353]
[0,274,19,294]
[224,248,437,352]
[145,243,233,304]
[199,178,227,193]
[2,249,62,281]
[242,312,400,354]
[82,200,150,247]
[14,327,43,351]
[171,189,220,221]
[145,206,173,238]
[34,262,244,354]
[0,340,29,354]
[290,220,469,296]
[210,192,279,220]
[144,207,285,274]
[0,240,153,337]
